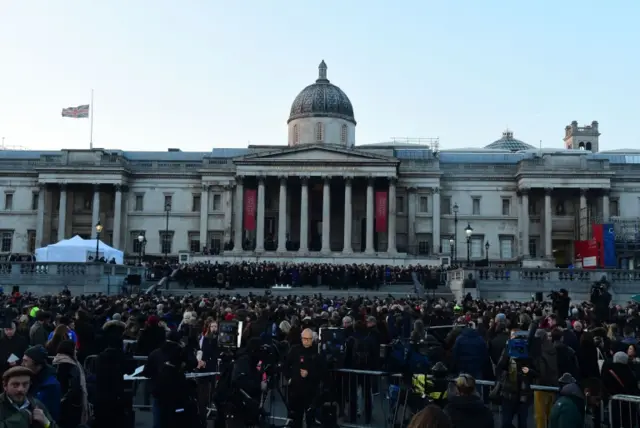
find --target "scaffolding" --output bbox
[388,137,440,151]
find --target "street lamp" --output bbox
[164,202,171,259]
[95,221,103,261]
[449,236,455,263]
[137,233,146,265]
[465,223,473,265]
[453,202,459,263]
[485,241,490,263]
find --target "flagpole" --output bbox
[90,89,94,150]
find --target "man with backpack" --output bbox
[345,320,377,425]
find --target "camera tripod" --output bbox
[260,368,290,428]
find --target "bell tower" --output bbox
[563,120,600,152]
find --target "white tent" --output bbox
[35,235,124,264]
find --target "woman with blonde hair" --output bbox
[408,404,452,428]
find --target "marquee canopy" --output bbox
[35,235,124,264]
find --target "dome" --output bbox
[484,130,535,151]
[288,60,356,125]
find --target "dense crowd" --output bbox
[0,281,637,428]
[146,261,452,290]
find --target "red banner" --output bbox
[592,223,604,267]
[243,189,257,231]
[575,239,598,269]
[375,191,388,232]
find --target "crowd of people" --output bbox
[145,261,452,290]
[0,280,637,428]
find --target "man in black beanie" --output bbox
[21,345,61,422]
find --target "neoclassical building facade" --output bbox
[1,61,639,266]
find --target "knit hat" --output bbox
[112,313,122,322]
[24,345,49,366]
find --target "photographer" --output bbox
[142,331,200,428]
[550,289,570,325]
[226,337,265,428]
[590,278,612,324]
[284,328,326,428]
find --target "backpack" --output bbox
[538,341,559,386]
[352,335,371,368]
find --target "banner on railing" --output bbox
[575,239,598,268]
[375,191,387,232]
[243,189,257,231]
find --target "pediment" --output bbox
[234,144,398,165]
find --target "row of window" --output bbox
[2,193,40,211]
[292,123,349,145]
[411,196,621,217]
[132,193,223,213]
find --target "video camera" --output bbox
[217,320,243,350]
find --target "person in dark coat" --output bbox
[21,345,62,422]
[52,340,89,428]
[0,322,29,373]
[93,320,133,428]
[444,374,494,428]
[453,327,488,379]
[136,315,167,357]
[548,378,600,428]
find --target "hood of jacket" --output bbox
[102,320,126,330]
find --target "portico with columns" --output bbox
[516,174,612,264]
[231,144,400,255]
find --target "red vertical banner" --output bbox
[592,223,604,267]
[375,191,388,232]
[244,189,257,231]
[583,239,599,269]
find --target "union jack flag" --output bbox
[61,104,90,118]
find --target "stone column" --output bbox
[343,177,353,254]
[580,188,588,240]
[199,184,209,251]
[299,176,309,253]
[277,177,287,252]
[233,177,244,252]
[223,184,233,245]
[432,187,441,255]
[388,178,397,253]
[408,187,417,252]
[57,184,67,242]
[365,178,375,254]
[602,189,610,223]
[91,184,101,238]
[255,176,266,252]
[521,189,530,257]
[35,184,45,249]
[113,185,123,249]
[544,188,553,258]
[321,176,331,253]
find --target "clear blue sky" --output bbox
[1,1,638,152]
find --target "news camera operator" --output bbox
[590,276,612,323]
[344,320,378,425]
[549,289,570,325]
[283,328,326,428]
[224,337,267,428]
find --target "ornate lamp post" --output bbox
[164,202,171,259]
[465,223,473,265]
[95,221,103,261]
[485,241,490,263]
[453,202,459,263]
[449,236,455,263]
[137,233,146,265]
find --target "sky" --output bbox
[0,1,638,153]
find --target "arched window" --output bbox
[293,124,299,145]
[578,142,585,150]
[586,142,592,151]
[341,124,347,143]
[315,122,323,142]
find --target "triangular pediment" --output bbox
[234,144,398,164]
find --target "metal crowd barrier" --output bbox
[82,354,632,428]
